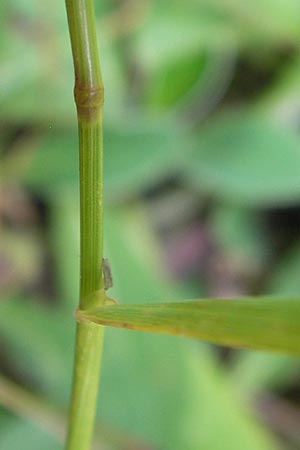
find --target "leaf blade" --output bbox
[78,297,300,354]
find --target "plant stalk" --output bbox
[65,1,105,449]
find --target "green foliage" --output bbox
[186,112,300,206]
[0,416,58,450]
[2,0,300,448]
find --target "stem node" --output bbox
[74,85,104,119]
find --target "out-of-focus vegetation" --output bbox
[1,0,300,449]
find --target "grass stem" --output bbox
[64,1,105,449]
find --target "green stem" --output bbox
[64,1,105,449]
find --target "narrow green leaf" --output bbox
[78,297,300,354]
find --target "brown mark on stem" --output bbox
[74,85,104,120]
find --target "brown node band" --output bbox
[74,85,104,110]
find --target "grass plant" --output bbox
[63,1,300,449]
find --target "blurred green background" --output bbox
[1,0,300,449]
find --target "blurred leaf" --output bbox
[231,351,299,395]
[0,298,73,402]
[211,204,267,269]
[48,192,80,309]
[257,60,300,128]
[22,131,78,195]
[151,0,300,50]
[133,14,215,69]
[144,50,208,110]
[79,297,300,355]
[267,242,300,296]
[104,122,183,201]
[0,375,65,443]
[186,112,300,206]
[0,0,75,125]
[98,207,277,450]
[134,12,235,113]
[1,79,75,125]
[177,346,277,450]
[199,0,300,46]
[99,43,128,121]
[0,44,39,106]
[0,412,59,450]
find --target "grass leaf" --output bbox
[78,296,300,354]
